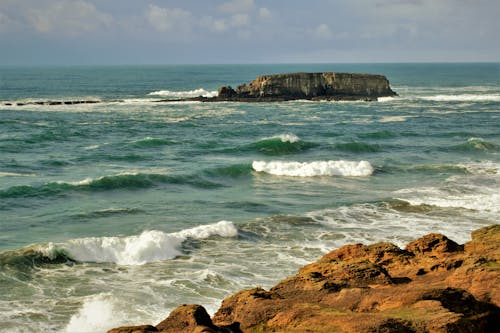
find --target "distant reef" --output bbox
[204,72,398,102]
[108,224,499,333]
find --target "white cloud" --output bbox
[24,0,112,36]
[258,7,272,21]
[147,5,192,33]
[218,0,254,13]
[314,23,333,39]
[200,16,228,32]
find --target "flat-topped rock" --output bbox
[212,72,397,102]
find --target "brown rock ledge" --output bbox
[108,225,499,333]
[190,72,396,102]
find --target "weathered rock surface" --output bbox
[202,72,397,102]
[108,225,499,333]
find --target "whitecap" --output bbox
[420,94,500,102]
[63,294,125,333]
[377,96,397,102]
[268,133,300,143]
[147,88,217,98]
[252,160,374,177]
[44,220,237,265]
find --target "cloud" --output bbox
[230,13,250,27]
[218,0,254,13]
[200,16,228,33]
[314,23,333,39]
[147,5,192,33]
[24,0,112,36]
[257,7,272,21]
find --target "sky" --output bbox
[0,0,499,65]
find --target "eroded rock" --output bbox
[108,225,499,333]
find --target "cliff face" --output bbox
[216,72,397,101]
[108,225,499,333]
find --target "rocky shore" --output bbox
[109,224,499,333]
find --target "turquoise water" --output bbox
[0,63,499,332]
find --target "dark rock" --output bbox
[107,324,158,333]
[217,86,237,98]
[234,72,396,100]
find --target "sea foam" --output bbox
[420,94,500,102]
[148,88,217,98]
[252,160,374,177]
[47,221,237,265]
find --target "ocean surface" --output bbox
[0,63,499,332]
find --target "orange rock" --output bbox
[108,225,500,333]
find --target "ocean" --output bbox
[0,63,499,332]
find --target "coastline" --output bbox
[108,224,499,333]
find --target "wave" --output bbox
[377,96,397,102]
[129,137,175,148]
[1,221,238,267]
[252,160,374,177]
[0,172,220,199]
[419,94,500,102]
[204,163,253,179]
[244,134,318,155]
[450,138,497,152]
[0,171,36,177]
[395,189,500,213]
[333,141,381,153]
[71,207,144,221]
[147,88,217,98]
[357,131,397,140]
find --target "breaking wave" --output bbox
[147,88,217,98]
[450,138,497,152]
[252,160,374,177]
[419,94,500,102]
[1,221,238,267]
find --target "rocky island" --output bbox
[181,72,397,102]
[2,72,397,106]
[109,224,499,333]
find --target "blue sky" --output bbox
[0,0,499,65]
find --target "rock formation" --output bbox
[108,225,499,333]
[213,72,397,101]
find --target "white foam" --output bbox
[0,172,36,177]
[264,133,300,143]
[379,115,410,123]
[252,160,374,177]
[459,161,500,175]
[148,88,218,98]
[63,294,125,333]
[377,96,396,102]
[50,221,237,265]
[395,187,500,213]
[397,159,500,214]
[420,94,500,102]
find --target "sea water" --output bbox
[0,63,499,332]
